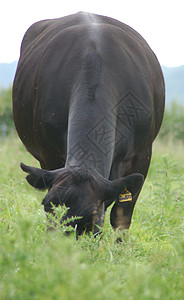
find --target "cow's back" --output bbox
[13,12,164,170]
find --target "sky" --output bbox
[1,0,184,67]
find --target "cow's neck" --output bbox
[65,94,116,178]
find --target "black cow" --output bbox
[13,12,165,237]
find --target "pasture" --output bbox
[1,133,184,299]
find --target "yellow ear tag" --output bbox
[119,189,132,202]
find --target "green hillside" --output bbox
[162,65,184,105]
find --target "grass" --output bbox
[0,133,184,299]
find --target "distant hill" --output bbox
[162,65,184,105]
[0,61,17,89]
[0,61,184,106]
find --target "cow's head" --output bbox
[21,163,143,237]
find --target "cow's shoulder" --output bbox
[19,13,83,56]
[20,19,54,55]
[20,13,76,55]
[88,13,147,45]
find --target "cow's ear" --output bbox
[20,163,56,190]
[102,173,144,201]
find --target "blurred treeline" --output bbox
[0,88,13,128]
[0,87,184,141]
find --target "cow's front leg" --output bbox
[110,200,135,231]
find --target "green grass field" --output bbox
[1,134,184,300]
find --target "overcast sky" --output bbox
[1,0,184,67]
